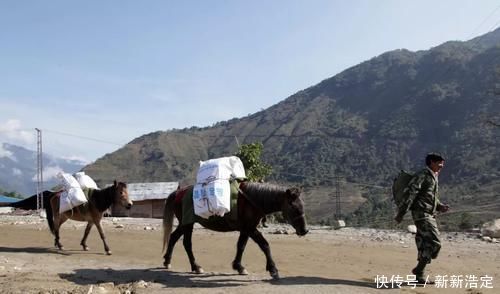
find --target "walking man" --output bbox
[395,153,450,283]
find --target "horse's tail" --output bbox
[0,191,58,234]
[0,194,39,209]
[0,191,54,209]
[43,191,57,235]
[162,190,177,255]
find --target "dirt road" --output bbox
[0,215,498,293]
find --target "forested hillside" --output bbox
[84,28,500,230]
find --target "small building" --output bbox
[111,182,178,218]
[0,195,19,203]
[0,195,18,214]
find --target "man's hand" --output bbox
[437,203,450,213]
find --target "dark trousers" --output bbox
[414,216,441,263]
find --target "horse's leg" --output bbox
[50,197,63,250]
[54,216,68,250]
[80,222,93,251]
[232,232,250,275]
[163,225,184,269]
[94,220,112,255]
[182,224,203,274]
[249,229,279,280]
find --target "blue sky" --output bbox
[0,0,499,163]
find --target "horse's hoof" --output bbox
[164,263,172,269]
[193,267,204,274]
[106,251,112,255]
[238,268,249,275]
[82,246,89,251]
[270,271,280,280]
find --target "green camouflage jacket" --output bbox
[398,168,442,218]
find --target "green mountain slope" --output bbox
[84,29,500,229]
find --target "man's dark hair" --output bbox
[425,153,445,166]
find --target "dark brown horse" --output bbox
[162,181,308,279]
[1,181,132,255]
[49,181,132,255]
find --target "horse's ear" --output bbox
[286,188,299,200]
[114,180,117,186]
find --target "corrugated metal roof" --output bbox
[127,182,179,201]
[0,195,19,203]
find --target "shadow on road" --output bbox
[59,268,253,288]
[59,268,383,289]
[0,246,70,256]
[270,276,377,289]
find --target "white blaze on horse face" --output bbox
[115,184,132,209]
[122,190,133,208]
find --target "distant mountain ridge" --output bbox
[0,143,85,196]
[84,28,500,227]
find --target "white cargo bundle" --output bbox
[57,172,88,213]
[193,179,231,219]
[228,156,246,179]
[193,156,245,219]
[74,171,99,189]
[196,156,246,183]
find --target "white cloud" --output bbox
[32,165,64,182]
[12,168,22,176]
[0,119,35,146]
[60,155,90,165]
[0,144,16,161]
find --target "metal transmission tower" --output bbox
[334,176,342,220]
[35,128,44,210]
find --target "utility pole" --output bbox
[489,70,500,126]
[332,175,345,229]
[334,176,342,220]
[35,128,43,211]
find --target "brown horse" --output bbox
[1,181,132,255]
[49,181,132,255]
[162,181,308,279]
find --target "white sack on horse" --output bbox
[193,179,231,219]
[57,172,88,213]
[196,156,246,184]
[74,171,99,189]
[228,156,246,179]
[193,156,245,219]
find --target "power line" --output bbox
[9,127,126,146]
[487,18,500,33]
[43,129,124,146]
[466,4,500,40]
[273,171,390,189]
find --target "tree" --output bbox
[0,188,23,199]
[234,142,272,182]
[235,142,277,225]
[458,212,474,231]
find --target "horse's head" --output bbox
[282,187,308,236]
[113,180,133,209]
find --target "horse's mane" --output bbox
[90,184,120,212]
[243,182,287,199]
[242,182,290,213]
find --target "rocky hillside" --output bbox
[84,28,500,228]
[0,143,85,196]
